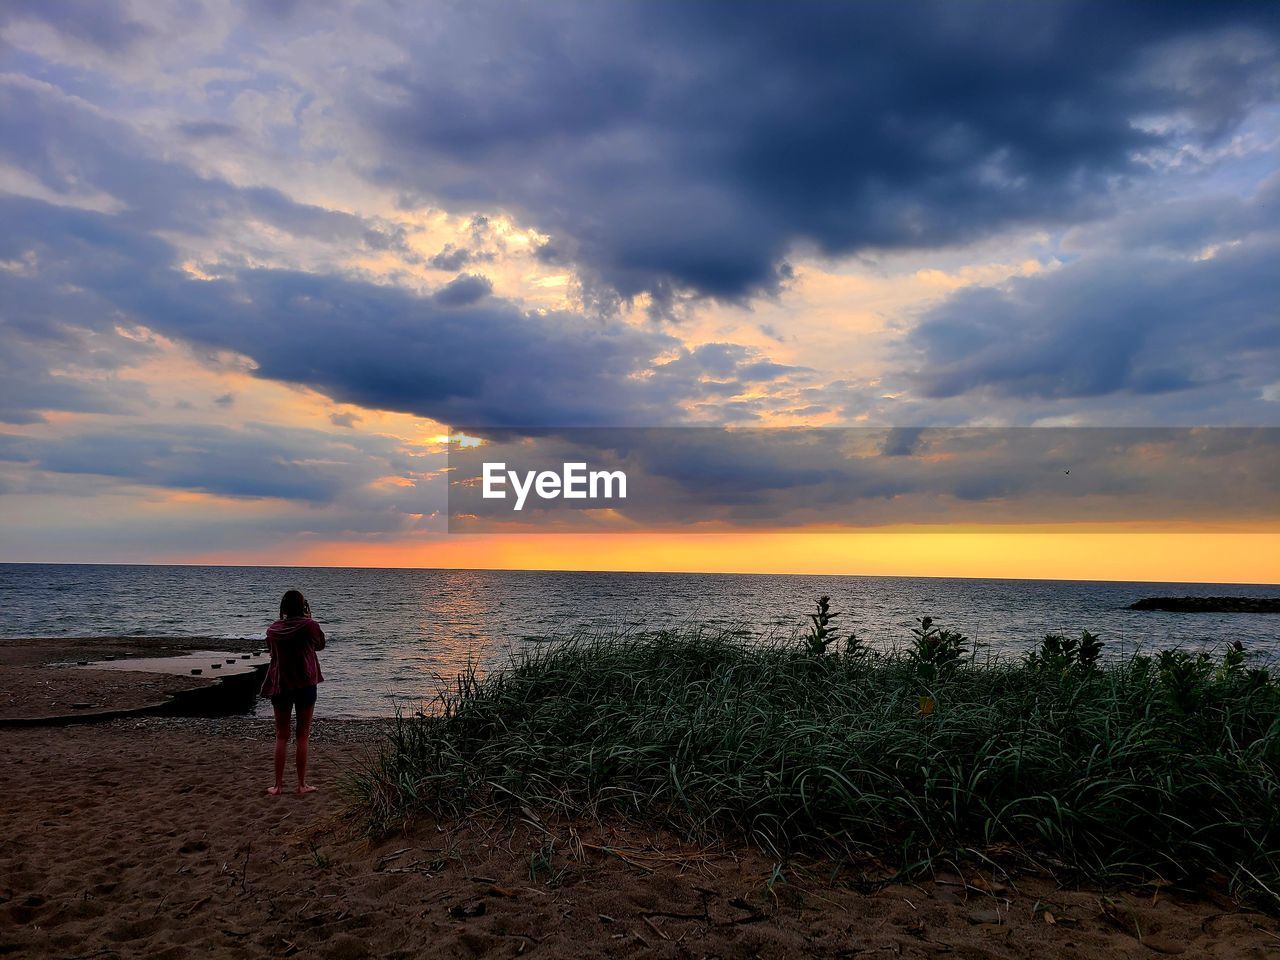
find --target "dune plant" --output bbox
[907,616,970,681]
[352,606,1280,906]
[1026,630,1103,674]
[802,595,857,657]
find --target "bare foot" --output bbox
[297,784,318,795]
[267,785,286,796]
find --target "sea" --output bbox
[1,563,1277,718]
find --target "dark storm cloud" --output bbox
[362,0,1280,304]
[0,196,807,429]
[428,245,474,271]
[3,0,1277,443]
[144,270,803,427]
[432,273,493,307]
[428,244,494,271]
[0,73,809,434]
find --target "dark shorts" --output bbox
[270,685,318,712]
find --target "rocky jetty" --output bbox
[1129,596,1280,613]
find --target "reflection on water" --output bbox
[2,564,1277,717]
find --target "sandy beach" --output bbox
[0,641,1277,958]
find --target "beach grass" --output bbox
[352,606,1280,904]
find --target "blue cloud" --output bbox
[432,273,493,307]
[0,423,378,503]
[2,0,151,53]
[1,0,1277,438]
[0,195,808,428]
[905,187,1280,403]
[357,0,1280,304]
[0,78,399,250]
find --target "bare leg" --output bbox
[295,703,316,794]
[268,703,291,795]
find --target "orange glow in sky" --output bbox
[184,529,1280,584]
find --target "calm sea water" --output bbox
[1,563,1277,717]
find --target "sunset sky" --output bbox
[1,1,1277,581]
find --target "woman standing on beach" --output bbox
[260,589,325,796]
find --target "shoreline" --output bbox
[4,717,1280,958]
[3,634,1280,956]
[0,636,267,723]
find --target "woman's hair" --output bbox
[279,589,311,620]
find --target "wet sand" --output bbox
[0,637,261,722]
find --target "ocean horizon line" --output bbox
[1,560,1278,589]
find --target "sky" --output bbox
[0,0,1278,581]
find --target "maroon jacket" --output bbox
[259,617,325,697]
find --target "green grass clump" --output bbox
[353,613,1280,903]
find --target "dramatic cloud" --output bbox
[360,0,1280,304]
[0,196,808,428]
[1,0,1277,557]
[905,178,1280,403]
[432,273,493,308]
